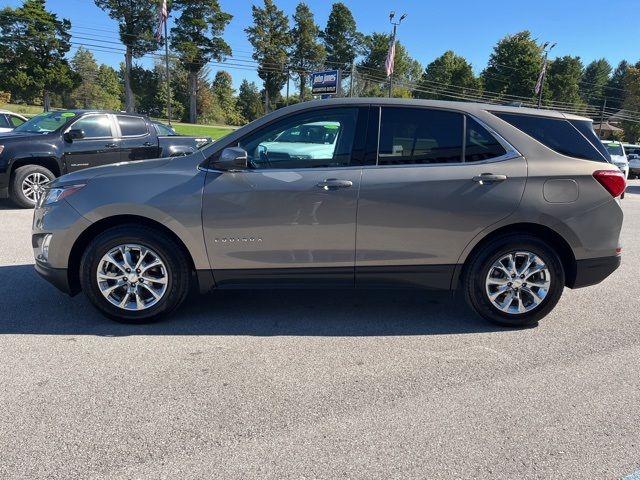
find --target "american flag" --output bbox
[535,57,547,95]
[155,0,168,42]
[385,37,396,77]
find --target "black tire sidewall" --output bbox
[465,236,565,327]
[80,226,189,323]
[11,165,55,208]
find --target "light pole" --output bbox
[388,11,406,98]
[537,41,556,108]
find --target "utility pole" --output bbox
[349,61,355,97]
[599,97,607,137]
[387,12,406,98]
[285,68,290,105]
[536,41,556,108]
[164,16,172,126]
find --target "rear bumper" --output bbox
[568,255,621,289]
[34,262,77,295]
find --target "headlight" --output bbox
[0,145,4,155]
[39,184,85,207]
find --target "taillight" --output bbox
[593,170,626,197]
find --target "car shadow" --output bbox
[625,185,640,195]
[0,199,22,210]
[0,264,507,336]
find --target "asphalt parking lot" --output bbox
[1,182,640,480]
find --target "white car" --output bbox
[628,154,640,179]
[0,110,28,133]
[258,121,340,167]
[602,140,629,179]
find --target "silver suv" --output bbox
[32,99,625,327]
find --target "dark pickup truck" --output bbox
[0,110,211,207]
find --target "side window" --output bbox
[9,115,25,128]
[71,115,113,138]
[0,115,9,128]
[493,112,607,162]
[465,117,506,162]
[238,107,359,169]
[117,116,148,137]
[378,108,463,165]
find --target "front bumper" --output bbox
[34,262,75,295]
[568,255,621,289]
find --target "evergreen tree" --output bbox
[171,0,232,123]
[416,50,479,100]
[70,47,100,108]
[321,2,360,76]
[245,0,291,113]
[237,79,264,122]
[547,56,584,109]
[582,59,611,105]
[290,2,325,100]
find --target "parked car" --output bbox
[32,99,624,327]
[0,110,211,207]
[602,140,629,178]
[628,153,640,178]
[0,110,28,133]
[258,121,340,166]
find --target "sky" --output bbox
[4,0,640,91]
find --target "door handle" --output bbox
[105,143,117,148]
[316,179,353,190]
[472,173,507,184]
[143,141,154,147]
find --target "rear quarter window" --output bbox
[117,116,148,137]
[492,112,608,162]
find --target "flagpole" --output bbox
[388,24,396,98]
[164,16,172,126]
[387,12,406,98]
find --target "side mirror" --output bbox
[212,147,248,171]
[64,129,85,142]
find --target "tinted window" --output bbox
[569,120,611,161]
[605,142,624,156]
[154,123,175,135]
[238,108,359,169]
[494,112,607,162]
[0,115,9,128]
[465,117,507,162]
[117,116,148,136]
[8,115,25,127]
[72,115,112,138]
[379,108,463,165]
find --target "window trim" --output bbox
[65,113,116,140]
[370,105,521,168]
[203,105,369,172]
[115,115,150,138]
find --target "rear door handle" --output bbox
[472,173,507,184]
[105,143,117,148]
[316,179,353,190]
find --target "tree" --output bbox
[546,56,584,109]
[211,70,243,125]
[96,64,123,110]
[415,50,480,100]
[237,79,264,122]
[481,31,543,101]
[582,59,611,105]
[0,0,78,109]
[70,47,100,108]
[358,32,421,97]
[94,0,159,113]
[290,2,325,101]
[622,67,640,143]
[606,60,630,111]
[245,0,291,113]
[171,0,232,123]
[321,3,360,75]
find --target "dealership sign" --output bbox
[311,69,341,95]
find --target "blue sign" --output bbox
[311,69,341,96]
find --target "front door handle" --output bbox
[143,141,154,147]
[472,173,507,184]
[105,143,117,148]
[316,179,353,190]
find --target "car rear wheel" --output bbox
[80,225,191,323]
[463,234,565,327]
[10,165,55,208]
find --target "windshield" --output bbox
[13,111,78,134]
[605,143,624,156]
[273,123,339,144]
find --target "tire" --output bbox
[10,164,55,208]
[80,225,191,323]
[463,234,565,327]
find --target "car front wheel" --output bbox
[463,235,565,327]
[10,164,55,208]
[80,225,191,323]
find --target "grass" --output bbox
[171,122,236,140]
[0,103,46,116]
